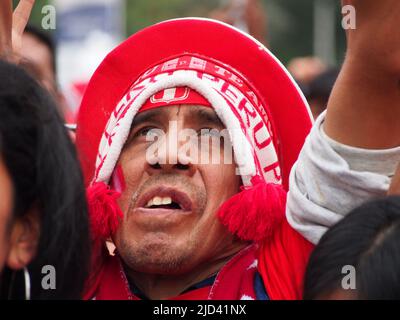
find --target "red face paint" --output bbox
[109,165,126,193]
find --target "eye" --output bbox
[137,127,154,136]
[197,128,221,137]
[126,127,164,147]
[133,126,162,138]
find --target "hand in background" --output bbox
[0,0,35,62]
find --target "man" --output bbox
[0,0,312,300]
[77,19,314,300]
[76,0,399,301]
[77,0,400,299]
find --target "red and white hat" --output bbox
[76,18,312,242]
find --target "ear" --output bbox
[6,209,40,270]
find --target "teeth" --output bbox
[145,199,154,208]
[145,196,173,208]
[153,197,162,205]
[162,197,172,205]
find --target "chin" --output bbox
[119,237,198,275]
[128,253,196,275]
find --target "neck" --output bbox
[123,242,249,300]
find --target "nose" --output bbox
[147,160,194,175]
[145,129,196,177]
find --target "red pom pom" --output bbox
[86,182,123,241]
[217,176,286,242]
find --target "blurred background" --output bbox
[21,0,346,121]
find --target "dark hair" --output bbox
[0,60,90,299]
[24,24,56,75]
[307,68,339,101]
[304,196,400,300]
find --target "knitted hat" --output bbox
[76,18,312,243]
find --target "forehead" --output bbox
[21,33,52,66]
[131,104,225,128]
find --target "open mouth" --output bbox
[136,187,193,213]
[144,196,182,210]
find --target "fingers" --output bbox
[12,0,35,36]
[0,0,13,56]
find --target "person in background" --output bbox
[304,196,400,300]
[287,56,327,87]
[304,68,340,119]
[209,0,268,45]
[20,25,74,124]
[1,0,74,137]
[0,60,90,299]
[0,1,90,299]
[20,25,56,99]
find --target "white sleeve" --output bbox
[286,111,400,244]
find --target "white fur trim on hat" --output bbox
[94,68,280,187]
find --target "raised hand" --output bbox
[0,0,13,59]
[324,0,400,149]
[343,0,400,75]
[12,0,36,55]
[0,0,35,62]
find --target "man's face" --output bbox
[20,33,56,95]
[113,105,242,274]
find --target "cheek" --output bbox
[0,162,13,271]
[202,163,241,209]
[192,163,240,241]
[116,150,147,214]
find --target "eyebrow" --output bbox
[129,108,166,130]
[128,105,225,133]
[188,107,225,129]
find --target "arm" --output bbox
[287,0,400,244]
[324,0,400,148]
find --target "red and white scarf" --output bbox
[93,54,281,188]
[89,245,261,300]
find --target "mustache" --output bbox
[128,173,207,213]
